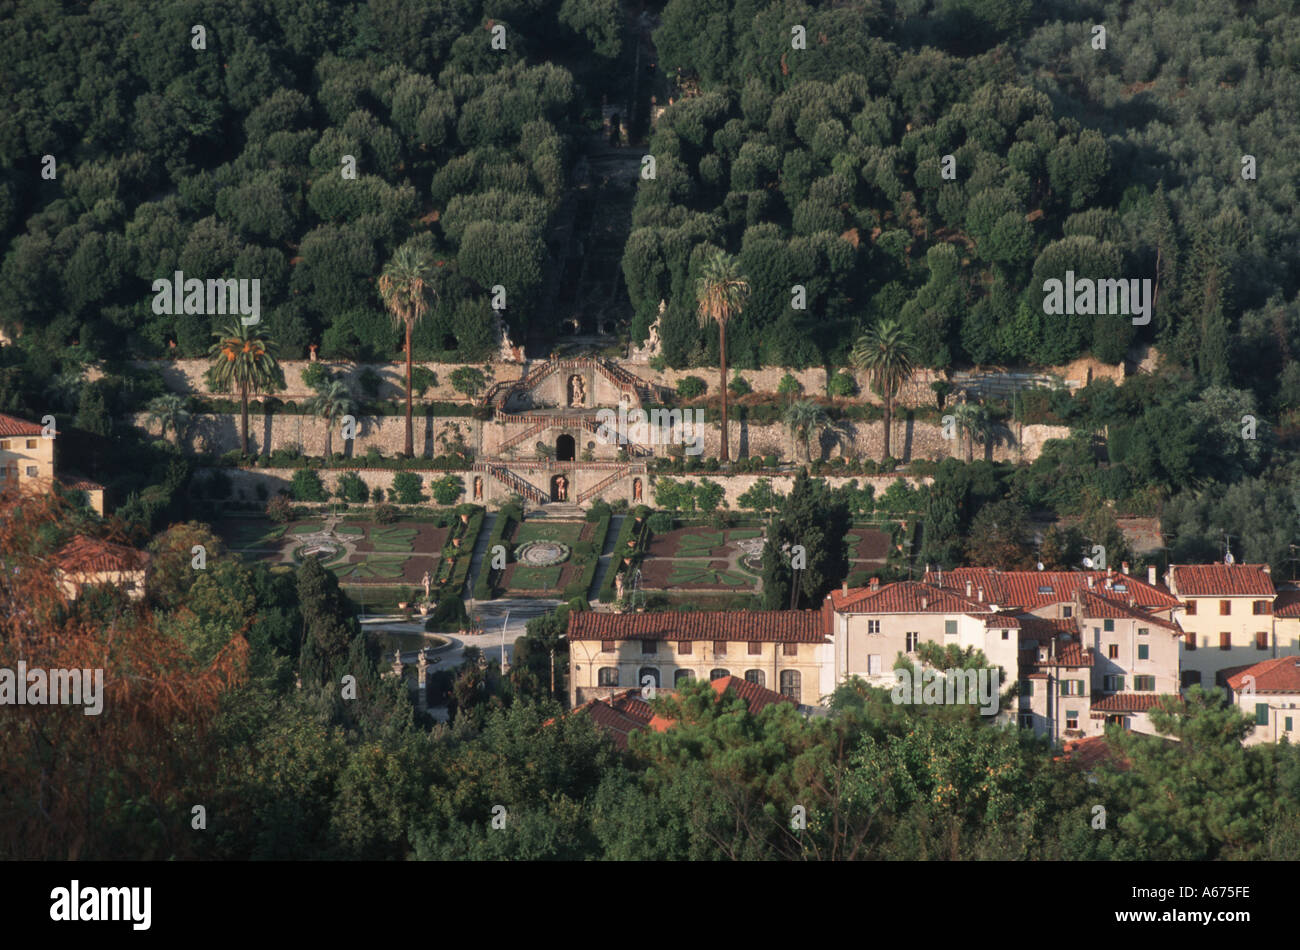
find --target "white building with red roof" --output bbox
[1221,656,1300,745]
[1166,562,1285,687]
[0,412,105,514]
[52,535,150,600]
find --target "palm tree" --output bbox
[144,393,192,444]
[695,249,749,463]
[850,319,914,464]
[950,400,993,462]
[783,399,842,463]
[207,323,280,456]
[377,247,436,458]
[307,379,355,461]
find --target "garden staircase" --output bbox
[475,462,549,505]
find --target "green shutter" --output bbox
[1286,717,1293,731]
[1255,703,1269,726]
[945,620,957,635]
[1137,644,1149,660]
[1104,619,1114,632]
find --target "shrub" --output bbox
[450,366,487,399]
[358,367,383,397]
[430,474,464,505]
[337,471,369,503]
[676,376,707,399]
[301,363,330,390]
[586,499,612,523]
[375,503,399,524]
[411,366,438,396]
[728,374,752,397]
[828,371,858,398]
[425,596,468,630]
[777,373,802,399]
[372,486,385,503]
[266,495,292,523]
[391,471,425,504]
[364,445,384,463]
[647,511,674,534]
[290,469,327,502]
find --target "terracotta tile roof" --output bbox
[1017,616,1078,641]
[574,676,796,747]
[1273,589,1300,618]
[57,473,104,492]
[0,414,44,437]
[1057,736,1132,771]
[1090,692,1176,713]
[52,535,148,574]
[1169,563,1275,597]
[932,568,1181,609]
[1032,642,1094,668]
[567,610,828,642]
[1078,590,1181,631]
[830,580,988,614]
[1223,656,1300,693]
[971,613,1021,627]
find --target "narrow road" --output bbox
[587,513,624,603]
[462,512,497,600]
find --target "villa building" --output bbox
[1165,563,1286,687]
[0,413,105,514]
[52,535,149,601]
[1221,656,1300,746]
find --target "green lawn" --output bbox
[369,526,418,552]
[513,521,584,546]
[336,524,364,536]
[226,522,287,548]
[290,523,323,536]
[675,530,726,556]
[334,555,411,580]
[509,565,563,589]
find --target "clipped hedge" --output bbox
[472,503,522,601]
[598,504,650,603]
[563,509,611,600]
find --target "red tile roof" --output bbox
[0,414,44,437]
[1169,563,1275,597]
[1273,589,1300,618]
[1057,736,1132,771]
[1223,656,1300,693]
[52,535,148,574]
[830,580,988,614]
[1090,692,1176,713]
[57,473,104,492]
[567,610,828,642]
[1032,642,1094,668]
[1018,616,1078,640]
[574,676,796,747]
[1078,590,1182,631]
[932,568,1181,609]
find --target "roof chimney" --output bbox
[965,580,972,597]
[1263,564,1271,574]
[1121,561,1130,575]
[842,580,848,595]
[1087,575,1095,589]
[1148,565,1157,587]
[869,577,880,592]
[977,586,984,603]
[921,595,928,609]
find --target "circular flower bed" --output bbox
[292,539,345,566]
[514,540,571,567]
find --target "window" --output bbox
[747,641,763,655]
[1134,675,1155,691]
[641,640,657,655]
[598,667,619,687]
[601,639,615,653]
[1184,632,1197,651]
[1065,710,1079,730]
[710,668,729,680]
[25,439,36,449]
[744,669,765,687]
[867,619,880,634]
[678,641,692,655]
[0,440,9,449]
[1060,679,1084,696]
[782,642,797,657]
[1219,632,1231,651]
[1181,670,1201,688]
[1253,600,1271,615]
[906,632,919,652]
[867,654,881,675]
[674,669,695,685]
[1255,703,1269,726]
[1185,600,1197,615]
[779,670,801,703]
[1137,644,1149,660]
[1256,631,1268,650]
[713,641,727,656]
[1020,679,1033,696]
[1220,600,1231,616]
[1018,713,1034,729]
[1103,619,1115,632]
[24,466,36,477]
[1107,644,1119,660]
[1138,627,1149,636]
[1113,583,1127,593]
[1037,585,1053,594]
[944,620,957,635]
[1062,605,1073,618]
[1001,629,1009,640]
[1286,717,1294,732]
[638,667,659,688]
[1103,674,1125,692]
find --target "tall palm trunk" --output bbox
[882,396,892,462]
[325,413,333,461]
[718,321,729,462]
[404,320,414,457]
[240,384,250,456]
